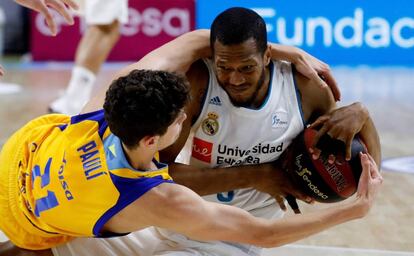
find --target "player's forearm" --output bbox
[168,162,272,196]
[258,201,362,247]
[188,198,362,248]
[269,43,302,63]
[360,113,381,167]
[132,29,211,74]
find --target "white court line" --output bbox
[283,244,414,255]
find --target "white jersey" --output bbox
[190,59,305,218]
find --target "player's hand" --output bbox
[14,0,79,36]
[270,44,340,101]
[293,48,340,101]
[254,163,314,213]
[354,153,383,217]
[309,102,369,161]
[0,65,4,77]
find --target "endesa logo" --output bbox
[192,137,213,163]
[36,7,191,37]
[254,7,414,48]
[122,7,190,37]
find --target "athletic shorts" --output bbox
[75,0,129,25]
[0,115,73,249]
[52,227,260,256]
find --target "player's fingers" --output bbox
[62,0,79,10]
[328,154,336,164]
[311,148,321,160]
[309,71,328,89]
[344,136,353,161]
[285,195,301,214]
[308,115,329,130]
[275,195,287,211]
[312,124,329,149]
[321,69,341,101]
[39,5,58,36]
[357,153,370,196]
[0,66,4,76]
[47,0,74,25]
[288,188,313,204]
[366,154,382,181]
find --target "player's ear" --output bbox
[140,135,159,148]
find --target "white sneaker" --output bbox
[48,94,87,115]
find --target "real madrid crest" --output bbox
[202,112,219,136]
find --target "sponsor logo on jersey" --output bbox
[202,112,219,136]
[192,137,213,163]
[216,142,284,166]
[208,96,222,106]
[271,112,289,128]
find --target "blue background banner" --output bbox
[196,0,414,66]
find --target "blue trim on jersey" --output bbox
[104,134,168,171]
[58,124,68,131]
[94,133,172,236]
[70,109,108,138]
[291,65,306,126]
[92,174,174,236]
[258,61,274,110]
[103,134,134,171]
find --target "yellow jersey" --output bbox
[0,109,173,249]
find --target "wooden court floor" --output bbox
[0,64,413,255]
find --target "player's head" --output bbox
[104,69,189,150]
[210,7,271,107]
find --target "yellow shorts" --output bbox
[0,115,73,249]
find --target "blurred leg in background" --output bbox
[49,0,128,115]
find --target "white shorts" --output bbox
[51,228,260,256]
[52,205,284,256]
[52,228,160,256]
[74,0,129,25]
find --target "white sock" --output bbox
[65,65,96,101]
[51,66,97,115]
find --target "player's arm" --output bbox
[105,153,382,247]
[295,69,381,166]
[269,44,340,101]
[82,29,211,114]
[310,102,381,167]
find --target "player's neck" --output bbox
[121,143,155,171]
[250,66,271,109]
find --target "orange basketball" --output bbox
[281,128,367,203]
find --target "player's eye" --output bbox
[240,65,255,73]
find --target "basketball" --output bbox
[281,128,367,203]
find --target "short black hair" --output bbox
[104,69,190,148]
[210,7,267,54]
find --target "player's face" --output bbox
[213,38,270,108]
[158,110,187,150]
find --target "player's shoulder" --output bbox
[293,66,335,117]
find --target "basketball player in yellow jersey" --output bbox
[0,30,382,254]
[0,69,189,250]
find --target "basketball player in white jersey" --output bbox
[148,7,381,256]
[0,11,381,256]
